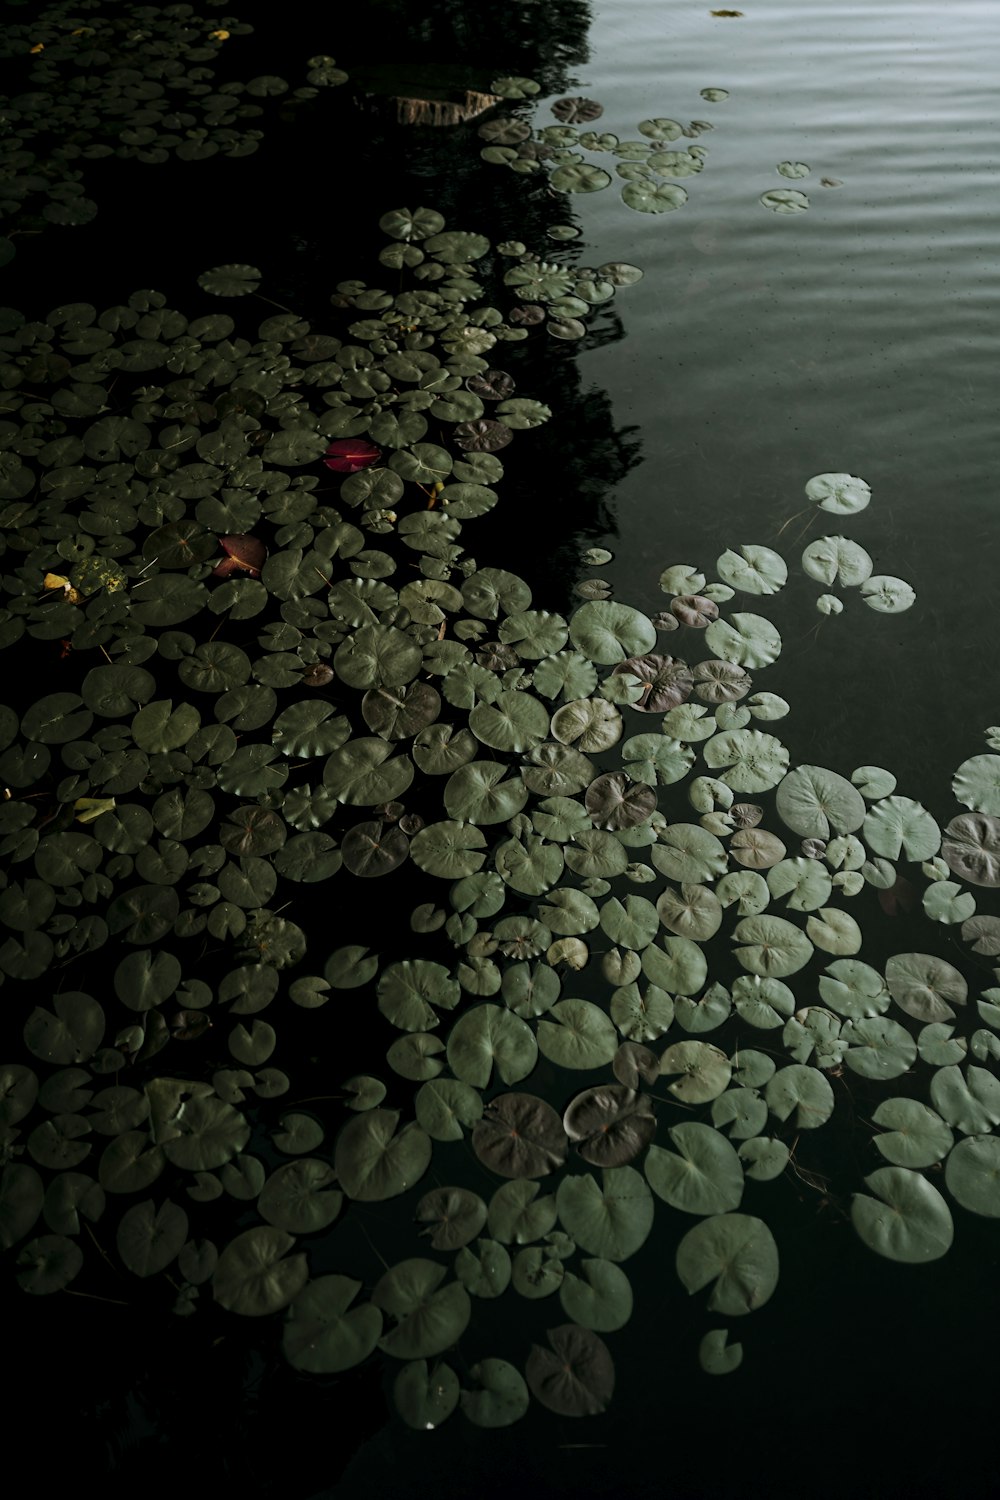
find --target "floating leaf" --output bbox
[563,1085,656,1167]
[645,1122,744,1215]
[198,264,261,296]
[622,180,688,213]
[953,755,1000,817]
[805,472,871,515]
[851,1167,954,1263]
[472,1094,567,1179]
[556,1167,653,1262]
[801,536,873,588]
[552,97,604,123]
[375,1259,471,1360]
[283,1275,382,1373]
[776,765,866,840]
[447,1005,537,1088]
[873,1098,954,1168]
[944,1136,1000,1217]
[760,189,809,213]
[886,952,966,1023]
[700,1329,743,1375]
[863,796,940,862]
[526,1324,614,1416]
[705,613,781,668]
[335,1110,431,1200]
[676,1214,779,1314]
[732,915,814,977]
[861,576,916,613]
[659,1040,731,1103]
[717,545,787,595]
[942,814,1000,887]
[213,1227,308,1315]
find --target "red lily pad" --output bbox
[323,438,381,474]
[212,533,267,577]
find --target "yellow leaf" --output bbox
[74,797,116,824]
[29,42,44,53]
[43,572,82,603]
[210,29,230,39]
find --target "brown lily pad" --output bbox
[563,1084,656,1167]
[472,1092,567,1178]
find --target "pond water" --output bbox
[2,1,998,1496]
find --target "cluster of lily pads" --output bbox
[2,204,1000,1434]
[483,81,850,221]
[0,0,346,261]
[478,80,730,221]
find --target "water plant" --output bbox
[2,181,997,1437]
[0,0,346,263]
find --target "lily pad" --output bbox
[676,1213,779,1314]
[283,1275,382,1373]
[851,1167,954,1263]
[472,1093,567,1179]
[556,1167,654,1262]
[645,1122,744,1215]
[526,1324,615,1416]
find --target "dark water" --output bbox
[4,1,999,1495]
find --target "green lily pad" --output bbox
[17,1234,84,1295]
[622,180,688,212]
[569,601,656,664]
[447,1005,537,1088]
[886,952,966,1023]
[417,1187,488,1251]
[645,1122,744,1215]
[198,264,262,296]
[861,575,916,613]
[374,1259,471,1360]
[732,916,814,977]
[704,730,789,792]
[526,1324,615,1416]
[801,535,873,587]
[659,1040,731,1103]
[259,1160,342,1234]
[556,1167,653,1262]
[765,1065,834,1128]
[872,1098,954,1168]
[283,1274,382,1373]
[334,1109,431,1200]
[461,1359,530,1426]
[699,1329,743,1375]
[930,1065,1000,1134]
[717,544,787,595]
[676,1213,779,1314]
[944,1136,1000,1217]
[776,765,866,839]
[558,1260,633,1332]
[704,613,782,668]
[842,1016,918,1080]
[117,1198,188,1276]
[851,1167,954,1263]
[212,1226,308,1315]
